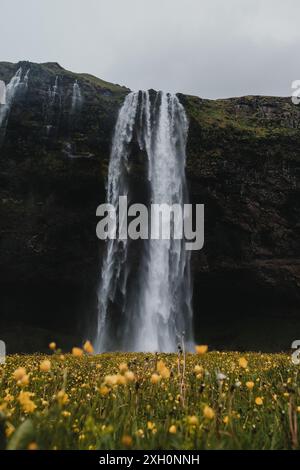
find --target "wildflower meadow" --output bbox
[0,344,299,450]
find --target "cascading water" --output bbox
[22,69,30,89]
[135,92,193,352]
[71,80,82,113]
[0,68,29,143]
[0,68,22,129]
[48,75,59,104]
[45,76,62,135]
[0,80,6,105]
[95,92,139,351]
[95,91,193,353]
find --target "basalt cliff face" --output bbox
[0,61,300,352]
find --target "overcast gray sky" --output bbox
[0,0,299,98]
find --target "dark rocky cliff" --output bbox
[0,61,300,352]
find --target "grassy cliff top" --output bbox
[181,93,300,138]
[0,61,129,96]
[1,60,300,147]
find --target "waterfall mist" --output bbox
[95,91,193,353]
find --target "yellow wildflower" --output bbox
[18,374,30,387]
[246,381,254,390]
[169,425,177,434]
[72,347,83,357]
[160,366,170,379]
[57,390,69,406]
[255,397,263,406]
[156,360,166,373]
[49,342,56,351]
[203,405,215,420]
[124,371,135,382]
[116,374,126,385]
[83,340,94,354]
[13,367,26,381]
[187,415,199,426]
[104,375,118,386]
[150,373,161,384]
[28,442,38,450]
[119,362,128,373]
[195,345,208,355]
[18,391,37,413]
[239,357,248,369]
[147,421,156,430]
[156,360,170,379]
[99,386,110,396]
[121,435,133,447]
[39,359,51,372]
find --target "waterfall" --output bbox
[96,92,139,351]
[53,76,58,92]
[22,69,30,89]
[71,80,82,113]
[135,92,193,352]
[0,68,22,129]
[0,80,6,105]
[49,76,59,103]
[0,67,29,143]
[45,76,61,135]
[95,91,193,353]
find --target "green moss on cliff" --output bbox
[182,94,300,140]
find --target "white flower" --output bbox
[216,372,227,381]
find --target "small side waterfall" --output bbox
[0,68,29,142]
[0,68,22,129]
[96,91,193,352]
[71,80,83,113]
[48,75,59,105]
[0,80,6,105]
[45,76,62,135]
[22,69,30,89]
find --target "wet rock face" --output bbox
[0,62,128,351]
[181,94,300,350]
[0,61,300,352]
